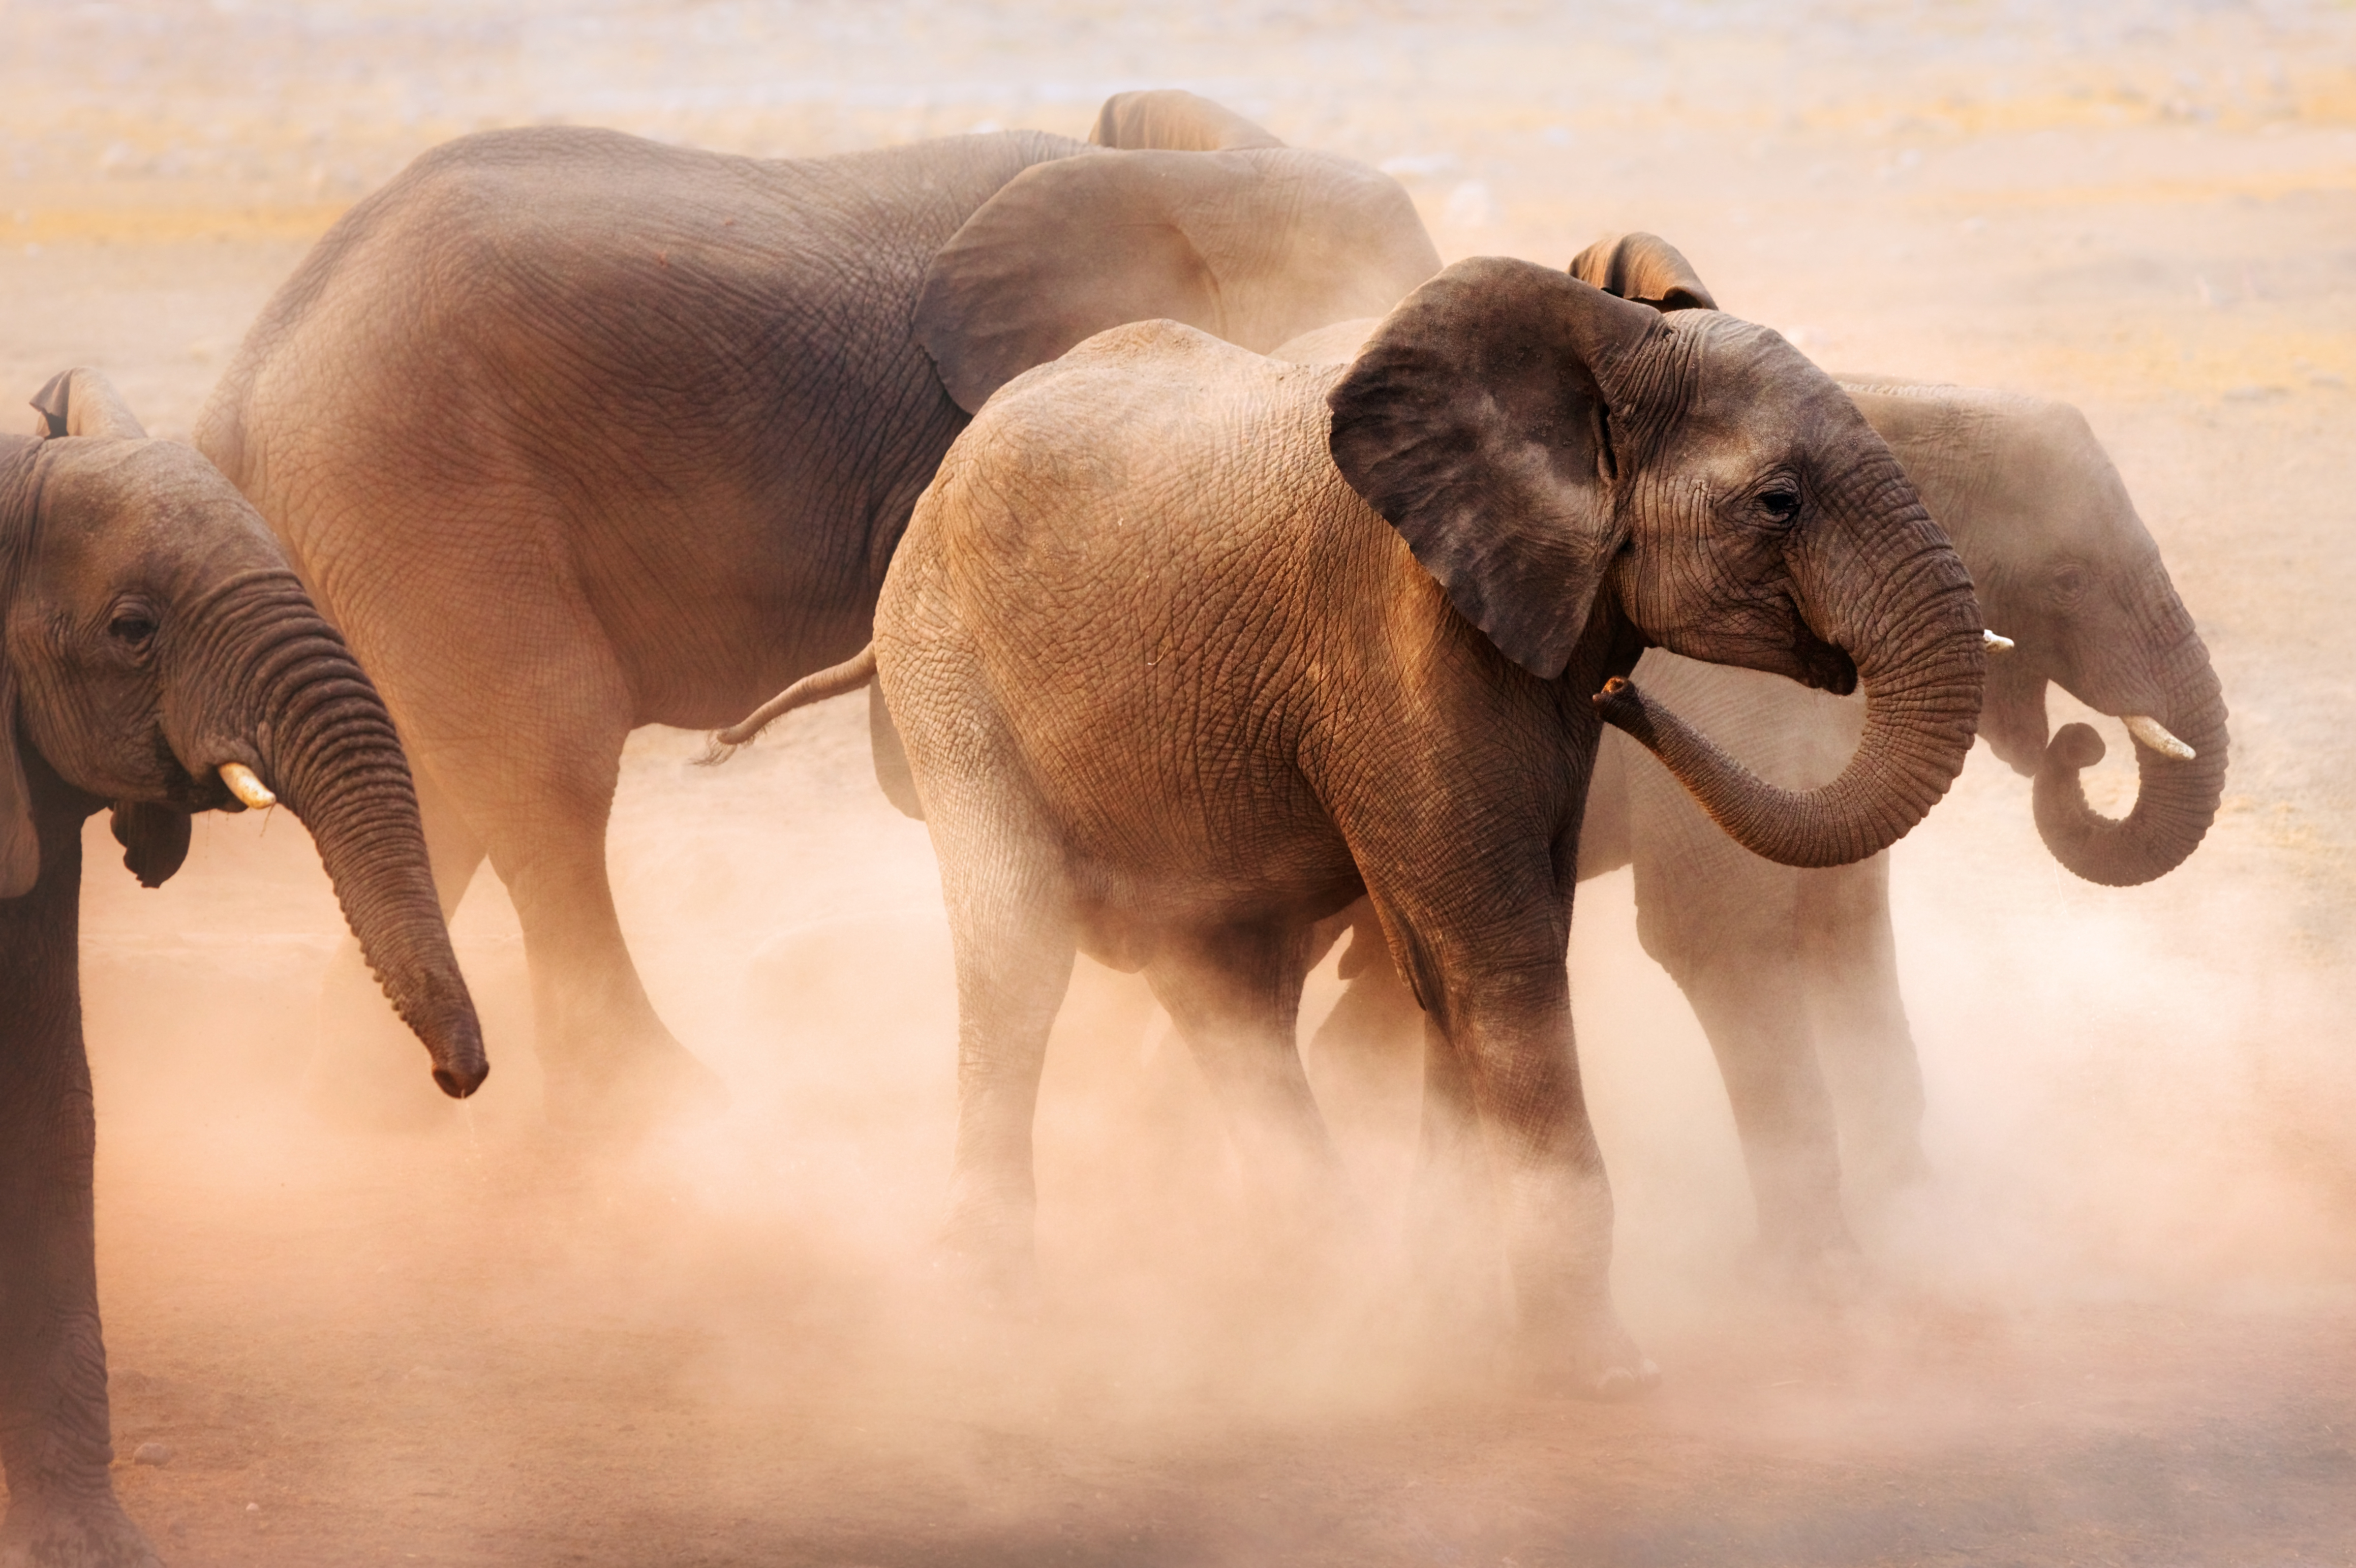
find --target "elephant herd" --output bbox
[0,90,2222,1564]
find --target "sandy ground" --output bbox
[5,3,2356,1564]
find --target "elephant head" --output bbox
[1327,258,1987,869]
[1839,384,2226,886]
[6,369,485,1093]
[1569,231,2224,888]
[917,100,1441,412]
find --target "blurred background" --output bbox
[4,4,2353,1564]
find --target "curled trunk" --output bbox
[176,573,486,1095]
[1597,452,1986,869]
[2030,637,2228,887]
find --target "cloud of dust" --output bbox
[33,2,2356,1559]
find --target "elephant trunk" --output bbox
[177,573,486,1096]
[1597,450,1986,869]
[2031,617,2228,887]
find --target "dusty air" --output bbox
[1,4,2349,1565]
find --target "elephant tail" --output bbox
[699,644,877,764]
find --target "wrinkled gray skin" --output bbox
[193,91,1439,1131]
[848,260,1986,1394]
[0,373,484,1568]
[1292,238,2227,1262]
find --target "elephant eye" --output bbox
[108,606,158,648]
[2050,564,2092,607]
[1756,486,1802,526]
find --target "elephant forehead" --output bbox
[37,441,286,580]
[1672,313,1853,431]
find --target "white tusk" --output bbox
[219,761,277,810]
[2122,716,2195,761]
[1982,629,2015,652]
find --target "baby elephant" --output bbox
[1294,236,2225,1263]
[734,260,1987,1392]
[0,373,484,1567]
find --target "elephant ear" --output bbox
[1089,90,1286,152]
[0,668,34,900]
[110,802,193,889]
[1327,258,1666,680]
[1566,232,1718,313]
[31,367,148,440]
[917,147,1441,413]
[0,434,35,898]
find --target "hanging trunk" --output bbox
[1596,449,1986,869]
[175,573,486,1095]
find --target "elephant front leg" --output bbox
[1442,964,1658,1399]
[1797,855,1931,1208]
[1674,946,1856,1266]
[1632,833,1854,1267]
[1147,919,1352,1248]
[0,1058,157,1568]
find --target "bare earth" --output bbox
[4,4,2354,1564]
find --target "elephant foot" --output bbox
[0,1492,163,1568]
[541,1029,728,1142]
[932,1194,1042,1318]
[1517,1305,1662,1402]
[1739,1229,1872,1307]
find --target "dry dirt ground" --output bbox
[5,4,2356,1564]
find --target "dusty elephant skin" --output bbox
[0,372,484,1568]
[1292,234,2227,1267]
[856,260,1985,1394]
[192,90,1439,1134]
[1314,391,2229,1260]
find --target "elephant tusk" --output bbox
[1982,629,2015,653]
[219,761,277,810]
[2122,716,2196,761]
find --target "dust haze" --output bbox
[7,3,2354,1563]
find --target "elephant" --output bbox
[0,371,486,1567]
[727,258,1991,1392]
[1286,234,2228,1263]
[192,90,1441,1130]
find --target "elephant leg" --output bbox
[1634,853,1853,1262]
[1797,854,1930,1204]
[1434,943,1652,1394]
[1301,911,1425,1148]
[405,642,709,1133]
[301,764,487,1130]
[930,793,1079,1304]
[1401,1011,1509,1331]
[0,837,157,1565]
[1146,918,1346,1229]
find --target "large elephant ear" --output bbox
[0,432,36,898]
[31,367,148,440]
[1566,232,1717,313]
[917,147,1441,413]
[1089,89,1286,151]
[1327,258,1666,680]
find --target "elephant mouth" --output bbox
[1793,623,1858,696]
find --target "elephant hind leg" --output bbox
[402,627,713,1134]
[1146,917,1348,1237]
[927,785,1081,1305]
